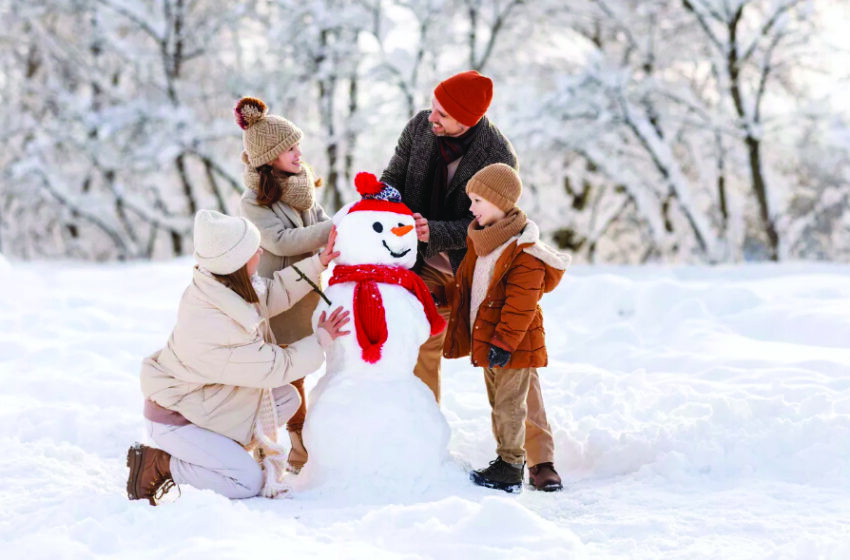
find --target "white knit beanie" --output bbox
[193,210,261,275]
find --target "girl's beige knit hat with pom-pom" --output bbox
[235,97,303,168]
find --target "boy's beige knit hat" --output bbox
[193,209,261,275]
[465,163,522,212]
[234,97,302,168]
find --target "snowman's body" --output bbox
[316,281,430,378]
[299,174,450,494]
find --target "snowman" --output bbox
[299,172,450,495]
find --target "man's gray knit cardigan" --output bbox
[380,110,518,273]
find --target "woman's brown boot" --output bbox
[126,443,176,505]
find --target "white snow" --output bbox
[1,258,849,559]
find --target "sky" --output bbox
[809,1,850,117]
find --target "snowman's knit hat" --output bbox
[347,172,413,216]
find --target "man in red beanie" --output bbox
[380,70,562,492]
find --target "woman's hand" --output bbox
[317,306,351,340]
[319,225,340,267]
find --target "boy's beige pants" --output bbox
[413,264,555,467]
[482,366,553,465]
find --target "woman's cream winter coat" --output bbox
[140,255,326,446]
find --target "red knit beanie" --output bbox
[433,70,493,127]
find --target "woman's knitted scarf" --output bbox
[467,207,527,256]
[329,264,446,363]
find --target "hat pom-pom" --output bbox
[354,172,384,196]
[235,97,267,130]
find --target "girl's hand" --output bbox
[317,306,351,339]
[319,226,340,267]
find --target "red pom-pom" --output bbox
[354,172,384,196]
[361,345,382,364]
[234,97,267,130]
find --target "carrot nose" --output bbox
[392,224,414,237]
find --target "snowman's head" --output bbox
[333,173,418,269]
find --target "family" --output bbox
[126,70,569,505]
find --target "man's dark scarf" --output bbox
[429,120,482,218]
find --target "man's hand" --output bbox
[488,345,511,368]
[413,212,430,243]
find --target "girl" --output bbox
[235,96,333,473]
[127,210,349,504]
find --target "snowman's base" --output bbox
[300,372,451,497]
[469,470,523,494]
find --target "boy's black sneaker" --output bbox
[470,457,524,493]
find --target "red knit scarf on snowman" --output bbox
[329,264,447,364]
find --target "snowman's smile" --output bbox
[382,240,411,258]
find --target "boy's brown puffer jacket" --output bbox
[443,221,568,368]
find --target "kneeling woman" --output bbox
[127,210,348,504]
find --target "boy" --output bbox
[443,163,569,493]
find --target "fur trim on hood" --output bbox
[517,220,571,271]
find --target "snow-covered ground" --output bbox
[1,256,849,559]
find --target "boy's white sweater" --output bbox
[469,234,520,331]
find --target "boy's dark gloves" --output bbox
[488,345,511,368]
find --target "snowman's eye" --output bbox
[398,223,403,227]
[372,222,383,233]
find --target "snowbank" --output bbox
[1,260,849,559]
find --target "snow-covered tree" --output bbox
[504,0,839,263]
[1,0,847,263]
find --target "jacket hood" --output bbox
[516,220,570,293]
